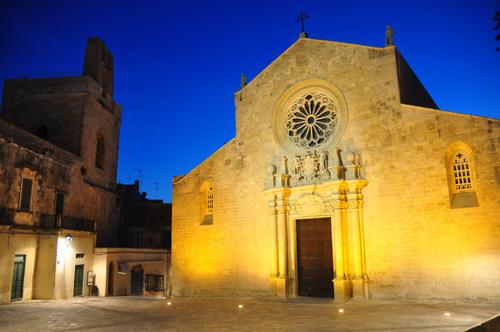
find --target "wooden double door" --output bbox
[296,218,334,298]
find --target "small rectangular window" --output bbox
[19,178,33,212]
[155,275,164,291]
[145,274,155,291]
[76,253,85,259]
[55,192,64,215]
[145,274,165,291]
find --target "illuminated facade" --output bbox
[172,37,500,300]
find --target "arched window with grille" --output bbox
[200,181,214,225]
[451,151,472,191]
[446,143,478,209]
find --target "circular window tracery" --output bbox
[286,92,338,149]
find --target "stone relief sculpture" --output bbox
[332,148,345,180]
[271,148,364,188]
[303,151,317,178]
[282,156,289,175]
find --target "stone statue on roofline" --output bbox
[385,25,394,46]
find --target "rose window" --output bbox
[286,92,338,149]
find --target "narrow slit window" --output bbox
[95,135,105,169]
[55,192,64,216]
[206,187,214,215]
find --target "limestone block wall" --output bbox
[362,105,500,300]
[80,93,121,190]
[33,234,58,299]
[93,248,169,297]
[54,234,94,299]
[172,38,500,300]
[0,120,118,301]
[0,77,98,155]
[0,232,95,303]
[173,140,272,296]
[0,119,120,246]
[0,233,37,304]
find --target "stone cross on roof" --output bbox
[296,11,310,38]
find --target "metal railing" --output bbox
[0,208,95,232]
[40,214,95,232]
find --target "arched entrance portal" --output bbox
[131,265,143,295]
[266,175,369,300]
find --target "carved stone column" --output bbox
[332,186,350,301]
[277,197,288,279]
[269,190,290,297]
[346,180,369,299]
[268,194,279,277]
[357,181,370,299]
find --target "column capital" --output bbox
[345,179,368,193]
[267,193,277,215]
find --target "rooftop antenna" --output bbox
[296,11,310,38]
[133,169,144,184]
[153,182,159,198]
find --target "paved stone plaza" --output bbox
[0,296,498,331]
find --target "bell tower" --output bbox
[83,37,114,98]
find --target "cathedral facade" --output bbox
[172,37,500,301]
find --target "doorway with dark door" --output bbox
[11,255,26,301]
[107,262,114,295]
[74,264,84,297]
[131,265,143,295]
[296,218,334,298]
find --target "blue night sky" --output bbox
[1,0,499,202]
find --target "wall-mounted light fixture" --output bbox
[66,233,72,247]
